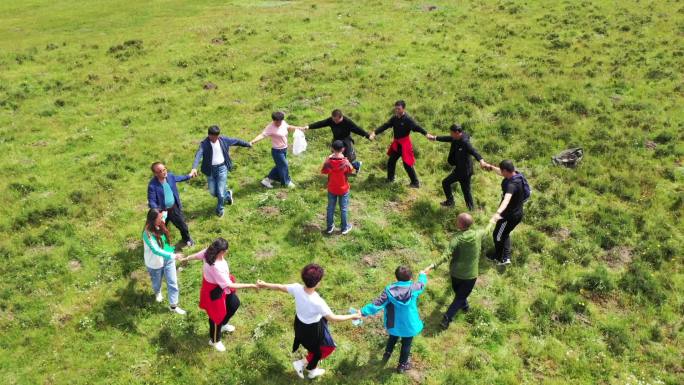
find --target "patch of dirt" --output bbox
[276,191,288,200]
[406,357,428,383]
[255,248,276,261]
[302,222,323,233]
[203,82,217,90]
[553,227,571,242]
[604,246,633,269]
[259,206,280,216]
[68,260,82,271]
[129,270,148,281]
[210,37,225,45]
[52,312,73,327]
[423,5,438,11]
[125,239,141,251]
[645,140,657,150]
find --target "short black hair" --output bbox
[449,123,463,132]
[499,160,515,172]
[395,265,413,281]
[271,111,285,121]
[332,140,345,151]
[331,109,343,118]
[208,125,220,136]
[394,100,406,108]
[150,161,163,173]
[301,264,324,288]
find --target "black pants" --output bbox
[209,293,240,342]
[493,215,523,261]
[385,335,413,365]
[165,205,192,243]
[387,149,419,185]
[445,277,477,320]
[442,170,474,210]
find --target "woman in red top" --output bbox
[321,140,355,235]
[182,238,258,352]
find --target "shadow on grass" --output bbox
[406,199,451,233]
[98,278,164,334]
[115,244,144,278]
[149,315,206,365]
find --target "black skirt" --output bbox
[292,315,336,353]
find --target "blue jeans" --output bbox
[208,164,231,214]
[351,160,361,172]
[147,258,179,306]
[268,148,291,185]
[326,191,349,230]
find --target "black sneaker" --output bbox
[408,183,420,189]
[462,305,470,313]
[486,254,497,263]
[440,200,455,207]
[440,315,451,329]
[381,351,391,364]
[397,362,411,373]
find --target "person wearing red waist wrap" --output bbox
[370,100,434,188]
[182,238,258,352]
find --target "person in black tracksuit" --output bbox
[488,160,525,265]
[430,123,489,210]
[306,109,371,173]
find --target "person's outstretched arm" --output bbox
[249,133,267,146]
[307,118,331,130]
[190,145,203,177]
[226,137,252,148]
[256,280,289,293]
[346,118,371,139]
[324,310,361,322]
[361,290,389,317]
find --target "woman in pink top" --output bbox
[182,238,258,352]
[249,111,307,189]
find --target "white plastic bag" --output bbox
[292,129,307,155]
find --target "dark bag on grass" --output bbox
[552,147,583,168]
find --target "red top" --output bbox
[321,156,354,195]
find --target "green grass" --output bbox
[0,1,683,384]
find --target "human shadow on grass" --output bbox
[115,244,144,278]
[333,353,396,383]
[406,199,451,233]
[149,315,206,365]
[97,278,167,334]
[422,285,454,338]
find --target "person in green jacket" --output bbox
[435,213,495,329]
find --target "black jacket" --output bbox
[435,133,483,177]
[308,116,370,161]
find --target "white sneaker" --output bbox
[307,368,326,379]
[212,340,226,352]
[261,178,274,189]
[292,359,306,379]
[155,292,163,303]
[325,224,335,234]
[170,306,186,315]
[221,324,235,333]
[341,225,353,235]
[286,181,296,189]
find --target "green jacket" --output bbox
[437,222,494,280]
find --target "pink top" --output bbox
[190,249,232,291]
[261,121,289,149]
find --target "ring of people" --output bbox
[143,100,530,378]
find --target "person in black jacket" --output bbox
[429,124,490,210]
[306,109,371,173]
[370,100,433,188]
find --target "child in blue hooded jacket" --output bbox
[361,264,433,373]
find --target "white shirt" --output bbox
[210,140,225,165]
[286,283,333,324]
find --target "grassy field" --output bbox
[0,0,682,384]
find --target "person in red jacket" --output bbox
[321,140,355,235]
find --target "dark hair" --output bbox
[271,111,285,121]
[394,100,406,108]
[449,123,463,132]
[208,125,221,136]
[301,263,324,288]
[395,265,413,281]
[144,208,171,246]
[204,238,229,266]
[332,140,345,152]
[150,161,163,173]
[499,160,515,172]
[331,109,343,118]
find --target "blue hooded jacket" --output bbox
[361,272,427,337]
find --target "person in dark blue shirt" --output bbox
[148,162,194,247]
[190,125,251,217]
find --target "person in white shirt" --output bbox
[257,264,361,379]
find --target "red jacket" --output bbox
[321,156,354,195]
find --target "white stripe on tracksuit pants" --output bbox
[493,215,522,262]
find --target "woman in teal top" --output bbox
[361,264,433,373]
[142,209,186,315]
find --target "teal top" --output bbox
[361,273,427,337]
[162,182,175,208]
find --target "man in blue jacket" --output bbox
[190,125,251,217]
[361,264,433,374]
[148,162,194,247]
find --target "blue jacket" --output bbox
[361,273,427,337]
[192,136,251,176]
[147,172,190,210]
